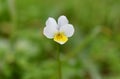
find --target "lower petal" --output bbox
[53,33,68,44]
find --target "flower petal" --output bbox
[58,15,69,26]
[43,26,58,39]
[46,17,58,28]
[60,24,74,37]
[54,33,68,44]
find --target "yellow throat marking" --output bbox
[54,33,68,44]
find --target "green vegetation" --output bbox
[0,0,120,79]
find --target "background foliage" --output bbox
[0,0,120,79]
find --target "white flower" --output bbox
[43,15,74,44]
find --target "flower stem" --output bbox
[57,45,62,79]
[8,0,17,45]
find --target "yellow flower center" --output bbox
[54,33,68,44]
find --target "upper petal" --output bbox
[46,17,58,28]
[58,15,69,26]
[60,24,74,37]
[43,26,58,39]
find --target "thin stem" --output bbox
[57,45,62,79]
[8,0,17,43]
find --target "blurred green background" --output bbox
[0,0,120,79]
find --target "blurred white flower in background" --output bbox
[43,15,74,44]
[0,39,10,52]
[15,39,39,56]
